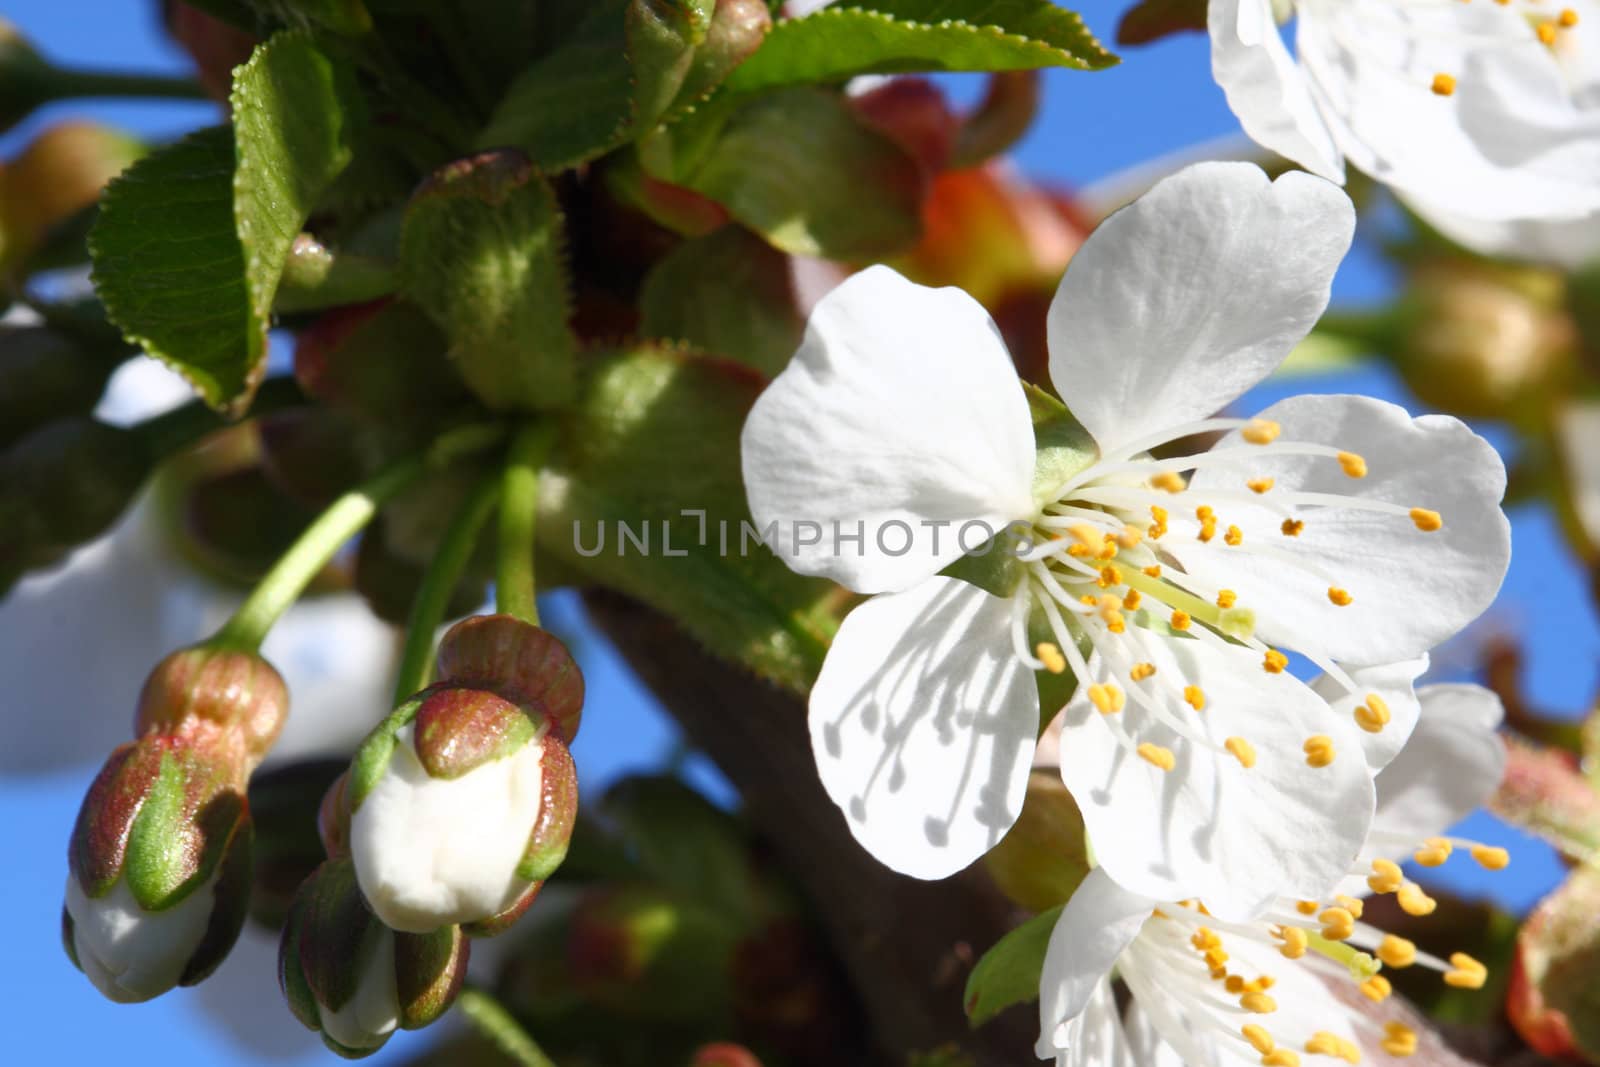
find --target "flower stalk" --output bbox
[496,422,555,626]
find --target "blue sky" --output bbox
[2,3,1589,1063]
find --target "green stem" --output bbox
[393,472,501,703]
[496,423,555,626]
[457,986,558,1067]
[210,422,508,652]
[52,69,210,102]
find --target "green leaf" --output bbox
[259,0,372,33]
[964,903,1062,1026]
[89,32,361,414]
[628,0,716,130]
[399,151,577,411]
[639,225,803,376]
[724,0,1114,93]
[90,128,256,413]
[541,344,837,691]
[675,87,923,259]
[476,1,636,170]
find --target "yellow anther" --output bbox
[1123,589,1142,611]
[1335,895,1365,920]
[1096,595,1127,634]
[1198,517,1217,542]
[1262,1050,1300,1067]
[1097,564,1123,588]
[1327,586,1352,606]
[1226,736,1257,768]
[1263,649,1289,673]
[1225,974,1246,993]
[1538,19,1558,44]
[1377,934,1417,969]
[1275,925,1307,959]
[1398,882,1438,916]
[1296,900,1320,916]
[1240,991,1278,1014]
[1410,507,1443,532]
[1196,505,1216,522]
[1242,419,1281,444]
[1184,684,1206,710]
[1217,589,1238,608]
[1138,742,1176,772]
[1150,470,1186,493]
[1337,451,1368,477]
[1561,7,1580,25]
[1067,543,1092,558]
[1355,694,1392,734]
[1142,564,1162,577]
[1368,858,1404,895]
[1242,1024,1276,1055]
[1088,683,1126,715]
[1281,518,1304,537]
[1247,477,1275,494]
[1381,1022,1418,1057]
[1130,662,1157,682]
[1305,1033,1344,1058]
[1150,505,1168,525]
[1445,952,1488,990]
[1079,594,1098,606]
[1069,523,1103,547]
[1472,845,1511,870]
[1095,540,1119,561]
[1319,907,1356,940]
[1171,610,1191,631]
[1117,525,1143,549]
[1303,735,1336,768]
[1036,642,1067,675]
[1415,837,1453,867]
[1205,947,1230,972]
[1191,927,1222,951]
[1225,524,1243,546]
[1334,1038,1362,1065]
[1431,72,1457,96]
[1360,974,1393,1002]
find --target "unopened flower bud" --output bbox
[248,759,345,929]
[63,734,252,1002]
[435,614,585,743]
[280,859,469,1057]
[348,670,580,933]
[136,644,290,769]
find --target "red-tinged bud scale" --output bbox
[435,614,585,743]
[136,645,290,768]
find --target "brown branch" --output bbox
[582,591,1036,1066]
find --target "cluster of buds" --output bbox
[62,645,288,1002]
[279,613,581,1055]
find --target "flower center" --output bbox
[1419,1,1586,96]
[1011,415,1444,776]
[1128,833,1507,1063]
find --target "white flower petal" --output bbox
[809,577,1039,879]
[350,724,544,932]
[1055,627,1374,922]
[1037,869,1152,1058]
[1297,0,1600,223]
[1183,394,1509,666]
[1310,656,1428,772]
[1052,978,1136,1067]
[1404,198,1600,270]
[1371,683,1506,843]
[1121,1001,1206,1067]
[1046,163,1353,453]
[742,265,1036,594]
[66,875,217,1004]
[1208,0,1344,182]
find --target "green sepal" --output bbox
[939,531,1025,599]
[963,903,1063,1026]
[412,685,539,780]
[724,0,1116,95]
[122,747,244,911]
[398,151,577,412]
[983,772,1090,912]
[515,732,578,882]
[1025,381,1097,507]
[347,697,422,812]
[394,924,470,1029]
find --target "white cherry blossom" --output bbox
[741,162,1510,918]
[1038,684,1511,1067]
